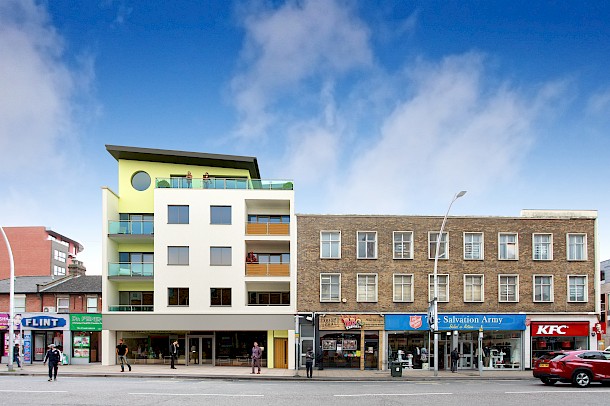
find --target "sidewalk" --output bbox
[1,363,535,381]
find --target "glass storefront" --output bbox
[530,321,590,365]
[319,331,378,369]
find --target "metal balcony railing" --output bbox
[155,177,293,190]
[108,220,154,235]
[108,263,154,277]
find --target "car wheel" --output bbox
[541,378,556,386]
[572,370,592,388]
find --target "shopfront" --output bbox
[530,321,590,364]
[20,313,70,364]
[70,314,102,364]
[318,314,384,370]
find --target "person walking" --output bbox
[116,339,131,372]
[13,343,21,368]
[170,340,179,369]
[450,347,459,373]
[251,341,262,374]
[305,347,314,378]
[43,344,61,381]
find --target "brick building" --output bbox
[296,210,600,371]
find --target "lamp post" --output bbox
[478,326,483,376]
[432,191,466,377]
[1,226,15,372]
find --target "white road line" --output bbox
[506,390,610,394]
[0,390,67,393]
[335,392,452,397]
[129,392,263,397]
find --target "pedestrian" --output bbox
[251,341,262,374]
[483,345,491,367]
[450,347,459,372]
[116,338,132,372]
[43,344,61,381]
[305,347,314,378]
[170,340,179,369]
[13,343,21,368]
[316,346,324,370]
[186,171,192,188]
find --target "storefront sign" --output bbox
[70,314,102,331]
[531,321,589,337]
[319,314,384,331]
[0,313,8,330]
[21,315,66,329]
[385,313,527,331]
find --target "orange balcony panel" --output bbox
[245,263,290,276]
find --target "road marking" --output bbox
[335,392,452,397]
[506,390,610,394]
[129,392,263,397]
[0,390,67,393]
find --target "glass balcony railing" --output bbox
[108,220,154,235]
[108,263,154,277]
[155,177,293,190]
[108,305,154,312]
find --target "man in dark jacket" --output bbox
[43,344,61,381]
[170,340,179,369]
[450,348,459,372]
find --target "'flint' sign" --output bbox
[22,316,66,329]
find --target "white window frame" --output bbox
[357,231,377,259]
[498,274,519,302]
[498,233,518,260]
[320,273,341,302]
[53,265,66,276]
[57,297,70,313]
[463,232,484,260]
[532,233,553,261]
[428,274,449,302]
[393,231,414,260]
[320,231,341,259]
[428,232,448,260]
[464,274,484,302]
[54,249,67,262]
[86,296,98,313]
[393,274,414,302]
[357,273,378,302]
[533,275,554,302]
[567,233,587,261]
[567,275,588,302]
[14,295,26,312]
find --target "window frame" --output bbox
[168,205,189,224]
[86,296,98,313]
[210,246,232,266]
[428,274,449,302]
[463,274,484,302]
[210,205,232,225]
[356,273,378,302]
[498,274,519,303]
[320,273,341,302]
[393,274,414,302]
[393,231,414,260]
[463,232,484,260]
[210,288,232,306]
[168,287,190,307]
[57,296,70,313]
[14,295,26,312]
[428,232,448,260]
[53,265,66,276]
[356,231,377,259]
[320,231,341,259]
[498,233,519,260]
[533,275,554,302]
[567,275,588,303]
[532,233,553,261]
[167,246,189,265]
[54,249,67,262]
[567,233,587,261]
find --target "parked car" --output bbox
[533,350,610,387]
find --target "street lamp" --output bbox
[432,191,466,377]
[1,226,15,372]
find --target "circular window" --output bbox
[131,171,151,191]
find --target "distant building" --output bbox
[600,259,609,348]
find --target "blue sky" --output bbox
[1,0,610,274]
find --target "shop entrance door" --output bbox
[187,336,213,365]
[274,338,288,369]
[459,341,474,369]
[364,338,379,369]
[34,333,46,361]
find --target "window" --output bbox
[357,274,378,302]
[248,215,290,224]
[168,246,189,265]
[168,288,189,306]
[131,170,151,191]
[464,275,484,302]
[428,232,448,259]
[533,234,553,260]
[357,231,377,259]
[428,274,449,302]
[57,297,70,313]
[499,233,518,260]
[393,232,413,259]
[168,205,189,224]
[320,231,341,259]
[320,274,340,302]
[464,233,483,260]
[211,206,232,225]
[499,275,519,302]
[14,295,26,312]
[248,292,290,305]
[119,291,153,310]
[567,234,587,260]
[86,297,98,313]
[393,274,413,302]
[533,275,553,302]
[210,288,232,306]
[568,275,587,302]
[210,247,232,266]
[54,250,66,262]
[53,265,66,276]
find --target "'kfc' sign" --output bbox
[531,321,589,337]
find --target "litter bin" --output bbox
[390,361,402,377]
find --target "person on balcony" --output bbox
[186,171,192,188]
[246,251,258,263]
[203,172,211,188]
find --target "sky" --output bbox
[1,0,610,275]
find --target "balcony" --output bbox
[108,263,154,279]
[245,222,290,236]
[108,305,153,312]
[155,177,293,190]
[245,263,290,277]
[108,220,154,243]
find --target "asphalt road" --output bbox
[1,376,610,405]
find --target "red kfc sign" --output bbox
[531,321,590,337]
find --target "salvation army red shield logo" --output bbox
[409,315,423,329]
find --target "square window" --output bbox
[533,275,553,302]
[393,232,413,259]
[210,247,232,266]
[498,275,519,302]
[357,274,378,302]
[533,234,553,260]
[211,288,232,306]
[464,274,484,302]
[357,232,377,259]
[211,206,232,225]
[320,274,340,302]
[168,246,189,265]
[168,288,189,306]
[428,274,449,302]
[393,274,413,302]
[568,275,587,302]
[464,233,483,260]
[320,231,341,259]
[428,232,448,259]
[168,205,189,224]
[567,234,587,261]
[499,233,518,260]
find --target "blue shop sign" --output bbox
[385,314,526,331]
[22,315,67,329]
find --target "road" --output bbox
[1,376,609,405]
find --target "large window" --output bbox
[211,206,232,225]
[168,288,189,306]
[464,275,484,302]
[533,234,553,260]
[54,250,66,262]
[393,274,413,302]
[210,288,232,306]
[248,292,290,306]
[57,297,70,313]
[393,232,413,259]
[428,274,449,302]
[357,232,377,259]
[320,231,341,259]
[320,274,340,302]
[357,274,378,302]
[86,297,98,313]
[168,246,189,265]
[210,247,232,266]
[533,275,553,302]
[464,233,483,260]
[568,275,587,302]
[567,234,587,260]
[428,232,448,259]
[118,291,154,310]
[53,265,66,276]
[499,233,518,260]
[168,205,189,224]
[498,275,519,302]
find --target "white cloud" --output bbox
[587,88,610,115]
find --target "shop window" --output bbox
[393,231,413,259]
[357,232,377,259]
[498,275,519,302]
[464,274,484,302]
[321,231,341,259]
[57,297,70,313]
[429,232,448,259]
[498,233,518,260]
[533,275,553,302]
[320,274,340,302]
[567,275,587,302]
[393,274,413,302]
[428,274,449,302]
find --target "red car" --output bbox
[533,350,610,387]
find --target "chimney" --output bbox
[68,260,86,276]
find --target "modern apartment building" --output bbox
[101,145,296,368]
[296,210,600,371]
